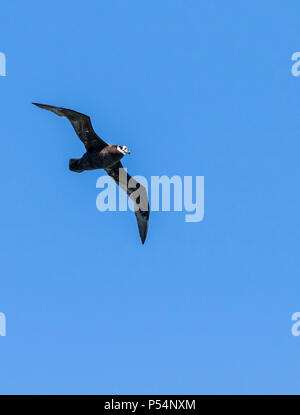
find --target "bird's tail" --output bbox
[69,158,84,173]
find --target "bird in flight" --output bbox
[33,103,150,244]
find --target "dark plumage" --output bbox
[33,103,150,244]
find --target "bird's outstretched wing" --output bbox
[105,162,150,244]
[33,103,108,151]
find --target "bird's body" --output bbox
[69,145,125,172]
[33,103,150,244]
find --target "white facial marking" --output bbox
[117,145,127,155]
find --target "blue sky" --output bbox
[1,0,300,395]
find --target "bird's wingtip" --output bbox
[141,233,147,245]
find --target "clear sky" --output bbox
[1,0,300,395]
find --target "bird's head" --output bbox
[117,145,131,155]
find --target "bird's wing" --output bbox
[105,162,150,244]
[33,103,108,151]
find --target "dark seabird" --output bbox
[33,103,150,244]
